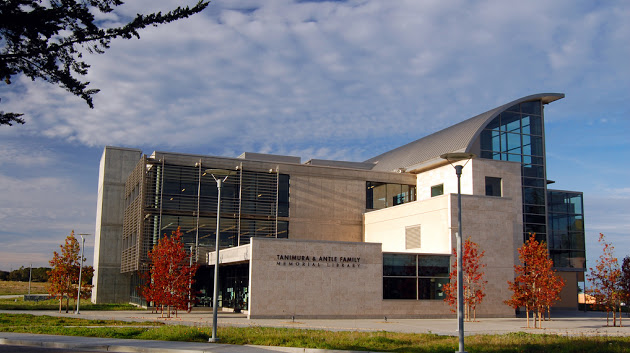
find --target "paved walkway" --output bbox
[1,309,629,353]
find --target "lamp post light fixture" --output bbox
[75,233,90,315]
[206,168,237,343]
[440,152,476,353]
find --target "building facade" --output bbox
[92,93,585,318]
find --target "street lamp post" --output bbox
[440,152,475,353]
[75,233,89,315]
[206,169,236,343]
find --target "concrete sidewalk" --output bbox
[1,309,629,353]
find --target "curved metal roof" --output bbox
[365,93,564,172]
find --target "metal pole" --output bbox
[76,234,86,314]
[28,263,32,295]
[455,164,466,353]
[210,178,222,343]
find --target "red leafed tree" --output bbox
[47,231,94,313]
[505,234,564,328]
[587,233,623,327]
[443,238,487,321]
[141,227,198,318]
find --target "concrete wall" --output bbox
[248,238,383,319]
[364,196,451,254]
[92,147,142,303]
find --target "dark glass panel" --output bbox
[521,101,541,115]
[529,115,543,135]
[523,177,545,188]
[523,187,545,205]
[418,277,449,300]
[383,254,416,276]
[277,221,289,238]
[506,104,520,112]
[530,136,544,156]
[524,224,546,234]
[480,130,493,152]
[486,117,501,130]
[418,256,449,277]
[524,214,546,225]
[524,204,546,214]
[383,278,417,299]
[485,177,502,197]
[431,184,444,197]
[501,112,521,133]
[523,165,544,178]
[480,150,493,159]
[366,182,375,209]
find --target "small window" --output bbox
[431,184,444,197]
[486,177,502,197]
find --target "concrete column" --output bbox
[91,146,142,303]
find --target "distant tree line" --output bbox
[0,266,50,282]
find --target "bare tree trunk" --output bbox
[526,306,530,328]
[58,298,62,313]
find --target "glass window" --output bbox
[383,254,450,300]
[502,112,521,133]
[418,256,450,277]
[418,277,449,300]
[383,278,416,299]
[431,184,444,197]
[521,101,541,115]
[485,177,502,197]
[506,104,520,113]
[383,254,416,276]
[523,187,545,205]
[367,182,416,209]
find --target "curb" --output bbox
[0,336,386,353]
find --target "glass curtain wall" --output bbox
[547,191,586,269]
[479,100,547,244]
[126,160,290,273]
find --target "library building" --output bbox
[92,93,585,318]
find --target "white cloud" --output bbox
[1,0,629,270]
[1,0,625,161]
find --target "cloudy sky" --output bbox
[0,0,628,272]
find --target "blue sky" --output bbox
[0,0,628,272]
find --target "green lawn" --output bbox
[0,313,628,352]
[0,297,140,311]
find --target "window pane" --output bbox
[431,184,444,197]
[501,112,521,133]
[530,136,544,156]
[521,101,541,115]
[383,278,416,299]
[383,254,416,276]
[506,104,520,113]
[485,177,502,197]
[523,187,545,205]
[373,183,387,209]
[529,116,543,135]
[418,256,449,277]
[418,277,449,300]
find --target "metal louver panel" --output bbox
[405,225,421,250]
